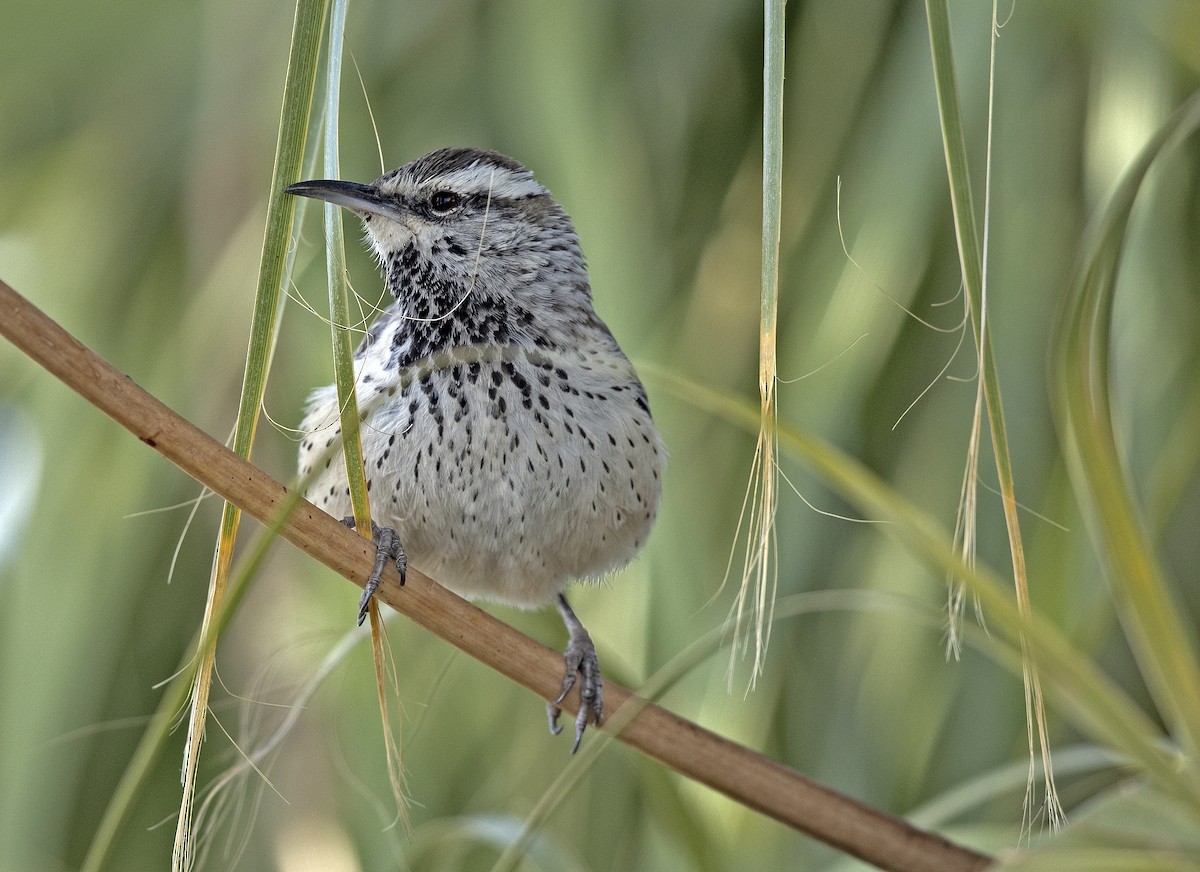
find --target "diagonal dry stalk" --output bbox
[0,278,993,872]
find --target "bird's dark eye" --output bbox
[429,190,461,214]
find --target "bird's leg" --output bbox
[340,517,406,625]
[547,592,603,753]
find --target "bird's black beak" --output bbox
[284,179,395,220]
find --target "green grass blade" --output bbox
[761,0,784,367]
[169,0,329,867]
[311,0,409,829]
[320,0,371,532]
[924,1,1028,615]
[1051,89,1200,767]
[924,0,1060,823]
[733,0,785,685]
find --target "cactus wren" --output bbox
[286,148,664,751]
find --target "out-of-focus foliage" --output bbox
[2,1,1200,870]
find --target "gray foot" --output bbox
[340,517,406,625]
[547,593,603,753]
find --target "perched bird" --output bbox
[286,148,664,750]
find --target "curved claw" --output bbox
[548,594,603,753]
[342,517,406,625]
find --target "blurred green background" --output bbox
[3,0,1200,870]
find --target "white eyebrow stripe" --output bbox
[424,164,546,199]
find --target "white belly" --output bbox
[298,344,663,606]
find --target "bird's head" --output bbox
[286,148,589,316]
